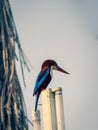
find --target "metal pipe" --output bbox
[41,88,57,130]
[32,110,41,130]
[54,87,65,130]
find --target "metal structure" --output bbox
[41,88,57,130]
[32,110,41,130]
[32,87,65,130]
[55,88,65,130]
[0,0,29,129]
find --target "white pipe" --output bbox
[41,88,57,130]
[32,109,41,130]
[54,87,65,130]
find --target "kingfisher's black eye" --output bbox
[54,62,57,66]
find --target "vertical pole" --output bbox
[54,87,65,130]
[41,88,57,130]
[32,110,41,130]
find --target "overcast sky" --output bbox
[10,0,98,130]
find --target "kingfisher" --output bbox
[33,59,69,111]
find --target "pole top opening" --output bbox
[51,87,62,93]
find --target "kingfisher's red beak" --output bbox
[57,66,69,74]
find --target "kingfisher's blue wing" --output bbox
[33,68,49,95]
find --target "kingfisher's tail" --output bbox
[34,92,40,111]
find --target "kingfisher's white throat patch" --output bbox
[50,65,57,76]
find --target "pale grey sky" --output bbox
[10,0,98,130]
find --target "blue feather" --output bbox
[34,92,40,111]
[33,68,51,111]
[33,68,49,96]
